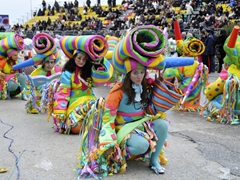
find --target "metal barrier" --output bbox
[183,29,201,39]
[22,30,100,37]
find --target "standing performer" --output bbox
[12,33,62,114]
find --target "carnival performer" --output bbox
[25,55,62,114]
[164,21,208,111]
[201,26,240,125]
[76,25,194,179]
[52,35,113,134]
[0,33,27,100]
[13,33,62,114]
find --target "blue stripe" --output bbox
[65,37,73,55]
[112,44,125,71]
[119,39,128,60]
[7,36,13,49]
[0,52,5,57]
[91,59,112,79]
[77,37,84,52]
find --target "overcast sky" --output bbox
[1,0,108,25]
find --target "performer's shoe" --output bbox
[22,94,28,101]
[30,108,39,114]
[149,162,165,174]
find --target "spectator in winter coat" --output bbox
[203,27,215,73]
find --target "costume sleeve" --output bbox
[0,60,6,72]
[146,79,182,117]
[98,83,123,147]
[53,71,72,115]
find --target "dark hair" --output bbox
[220,29,227,39]
[200,30,205,35]
[114,70,148,105]
[6,56,15,65]
[41,59,56,70]
[62,54,92,79]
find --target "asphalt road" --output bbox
[0,72,240,180]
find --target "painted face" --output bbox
[74,53,88,67]
[44,59,55,72]
[130,68,145,85]
[11,53,19,61]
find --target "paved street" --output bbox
[0,72,240,180]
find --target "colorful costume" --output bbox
[13,33,62,114]
[201,26,240,125]
[52,35,113,134]
[76,25,194,179]
[0,33,26,100]
[164,21,208,111]
[25,65,62,114]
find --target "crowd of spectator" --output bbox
[1,0,239,73]
[4,0,240,40]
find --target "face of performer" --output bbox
[11,52,19,61]
[43,59,55,72]
[130,68,145,85]
[74,53,88,68]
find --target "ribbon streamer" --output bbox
[0,119,20,179]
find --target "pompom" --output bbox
[146,77,155,85]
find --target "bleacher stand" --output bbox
[4,0,239,41]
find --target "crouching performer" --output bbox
[51,35,113,134]
[13,33,62,114]
[0,33,27,100]
[76,25,194,179]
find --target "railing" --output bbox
[23,30,101,38]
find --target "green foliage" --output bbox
[222,23,240,36]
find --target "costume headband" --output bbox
[6,49,18,58]
[73,49,88,56]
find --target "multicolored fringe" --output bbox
[179,63,208,111]
[220,75,240,125]
[77,98,120,178]
[0,72,7,100]
[46,79,60,121]
[53,99,96,134]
